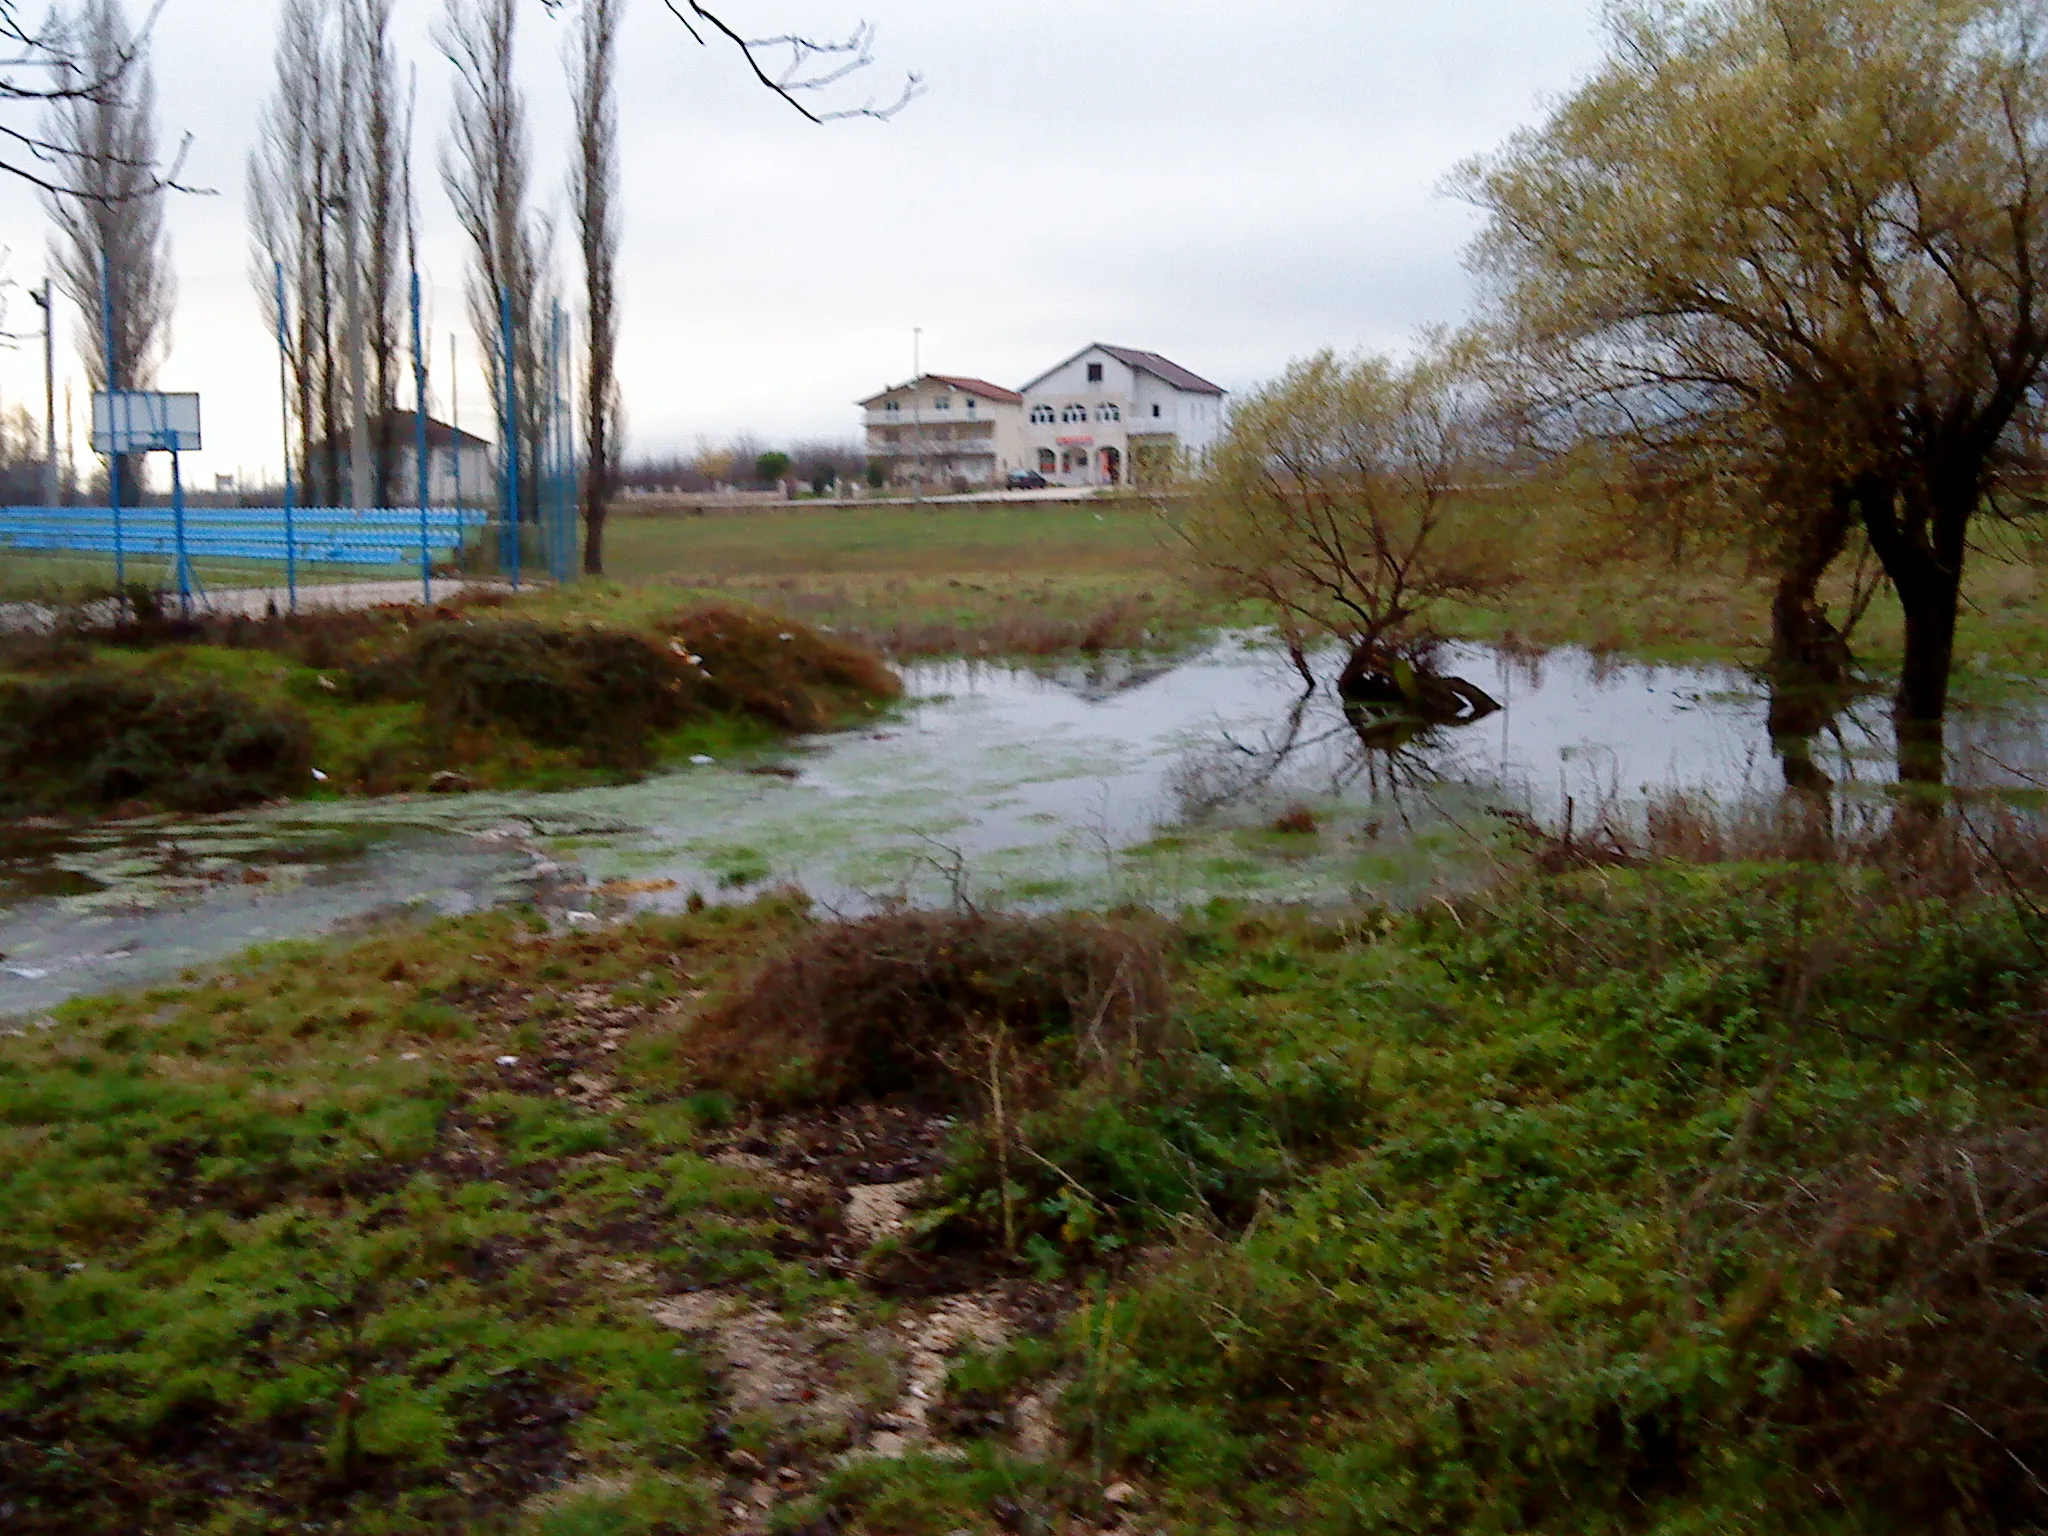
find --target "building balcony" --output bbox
[866,432,997,456]
[865,409,1003,429]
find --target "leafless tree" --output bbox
[355,0,406,508]
[440,0,555,528]
[251,0,413,511]
[42,0,173,498]
[252,0,340,504]
[567,0,621,574]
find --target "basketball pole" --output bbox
[170,441,190,618]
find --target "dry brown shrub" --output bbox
[688,909,1171,1106]
[1773,1122,2048,1527]
[657,605,902,730]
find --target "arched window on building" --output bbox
[1096,404,1121,422]
[1037,448,1056,473]
[1061,403,1088,423]
[1030,404,1055,424]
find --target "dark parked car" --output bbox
[1006,470,1050,489]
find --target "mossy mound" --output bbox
[0,603,902,818]
[0,671,314,815]
[395,619,691,769]
[657,604,904,731]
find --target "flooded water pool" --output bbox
[5,636,2045,1014]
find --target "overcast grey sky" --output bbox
[0,0,1607,487]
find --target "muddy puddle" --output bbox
[6,636,2046,1014]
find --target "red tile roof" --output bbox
[1017,344,1227,397]
[927,374,1024,404]
[859,374,1023,407]
[1093,345,1226,396]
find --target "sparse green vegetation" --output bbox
[5,814,2044,1532]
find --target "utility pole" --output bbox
[31,278,57,506]
[911,325,922,503]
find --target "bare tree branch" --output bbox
[659,1,923,123]
[0,0,205,199]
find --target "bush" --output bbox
[690,909,1168,1105]
[400,620,691,769]
[1772,1120,2048,1527]
[657,606,901,732]
[0,670,314,814]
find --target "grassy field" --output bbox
[16,498,2048,685]
[7,501,2048,1532]
[591,504,1226,660]
[597,499,2048,688]
[5,818,2045,1533]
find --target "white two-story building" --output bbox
[1018,344,1227,488]
[857,375,1026,489]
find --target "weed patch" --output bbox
[0,669,314,815]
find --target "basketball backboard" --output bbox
[92,391,202,453]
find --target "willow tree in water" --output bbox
[1463,0,2048,783]
[1178,341,1517,716]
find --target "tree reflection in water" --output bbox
[1168,659,1505,825]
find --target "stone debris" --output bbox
[844,1177,926,1245]
[862,1293,1009,1460]
[648,1291,862,1430]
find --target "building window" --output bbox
[1087,362,1104,383]
[1152,403,1162,418]
[1030,404,1054,423]
[1097,404,1121,422]
[885,401,900,415]
[966,397,977,412]
[1038,448,1056,472]
[934,397,950,411]
[1061,403,1088,423]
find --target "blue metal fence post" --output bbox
[169,447,190,617]
[450,332,463,514]
[412,270,431,605]
[500,285,519,593]
[274,260,298,613]
[100,259,125,607]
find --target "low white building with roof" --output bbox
[1018,344,1228,488]
[857,374,1026,489]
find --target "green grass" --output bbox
[0,901,815,1533]
[5,831,2044,1532]
[604,504,1173,583]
